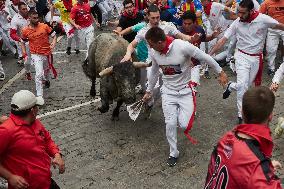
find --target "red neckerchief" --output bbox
[234,124,273,157]
[161,36,174,54]
[204,2,212,16]
[10,113,30,126]
[159,2,170,10]
[122,8,138,19]
[63,0,73,12]
[241,11,259,23]
[135,0,147,10]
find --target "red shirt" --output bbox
[204,124,282,189]
[0,114,60,189]
[70,3,93,28]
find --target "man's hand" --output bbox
[0,115,8,124]
[270,82,279,92]
[52,153,65,174]
[50,42,56,50]
[218,70,228,87]
[74,24,82,30]
[272,160,282,170]
[8,175,29,189]
[121,53,132,62]
[212,27,222,38]
[113,29,122,37]
[142,91,152,103]
[189,33,201,43]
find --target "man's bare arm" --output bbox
[121,40,138,62]
[209,37,228,56]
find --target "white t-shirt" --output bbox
[273,63,284,84]
[147,39,222,91]
[208,2,232,32]
[135,21,179,43]
[224,13,278,54]
[0,10,11,30]
[11,13,29,36]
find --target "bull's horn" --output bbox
[133,62,151,68]
[99,66,113,77]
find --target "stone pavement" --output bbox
[0,31,284,188]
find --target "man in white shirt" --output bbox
[209,0,284,123]
[10,2,32,80]
[142,27,228,167]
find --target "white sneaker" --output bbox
[275,117,284,138]
[0,72,5,81]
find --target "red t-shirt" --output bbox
[0,114,60,189]
[70,3,93,28]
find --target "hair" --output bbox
[181,11,197,23]
[28,10,38,17]
[147,4,160,14]
[123,0,134,7]
[18,2,26,10]
[239,0,254,11]
[242,86,275,124]
[145,27,166,43]
[11,104,33,117]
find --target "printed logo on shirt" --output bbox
[159,65,182,75]
[223,142,233,159]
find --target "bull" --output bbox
[82,33,149,120]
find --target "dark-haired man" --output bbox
[209,0,284,123]
[204,86,282,188]
[114,0,144,43]
[0,90,65,189]
[142,27,228,167]
[21,10,57,99]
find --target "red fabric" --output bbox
[204,124,281,189]
[242,11,259,23]
[70,3,93,28]
[238,49,263,86]
[234,124,273,157]
[135,0,147,10]
[62,0,73,12]
[181,2,195,13]
[10,28,20,41]
[122,8,138,19]
[184,81,197,144]
[47,54,57,78]
[0,114,60,189]
[161,36,174,54]
[204,2,212,16]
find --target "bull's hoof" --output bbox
[90,88,96,97]
[111,116,119,121]
[98,106,109,113]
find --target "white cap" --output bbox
[11,90,44,111]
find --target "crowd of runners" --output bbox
[0,0,284,187]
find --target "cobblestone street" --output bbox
[0,30,284,188]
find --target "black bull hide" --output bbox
[82,33,141,120]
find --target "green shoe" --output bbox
[275,117,284,138]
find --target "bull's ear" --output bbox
[133,62,151,68]
[99,66,113,77]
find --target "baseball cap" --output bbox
[11,90,44,111]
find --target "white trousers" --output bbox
[31,54,50,97]
[0,60,4,75]
[266,28,284,71]
[0,27,17,54]
[229,51,260,118]
[161,86,194,158]
[78,25,94,59]
[98,1,111,23]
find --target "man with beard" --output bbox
[209,0,284,124]
[114,0,144,43]
[21,10,57,101]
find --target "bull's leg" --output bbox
[112,99,123,121]
[90,78,96,97]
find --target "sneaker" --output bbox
[83,58,89,65]
[75,49,80,54]
[0,72,5,81]
[167,156,178,167]
[66,47,71,55]
[204,71,211,79]
[44,80,50,88]
[1,50,7,56]
[17,57,24,65]
[275,117,284,138]
[223,82,232,99]
[267,69,275,77]
[238,117,243,124]
[26,72,32,80]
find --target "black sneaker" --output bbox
[75,49,80,54]
[267,69,275,77]
[223,82,232,99]
[1,50,7,56]
[66,47,71,55]
[167,156,178,167]
[83,58,89,65]
[17,57,23,65]
[204,71,211,79]
[238,117,243,124]
[44,80,50,88]
[0,73,5,81]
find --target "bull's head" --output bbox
[99,61,150,104]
